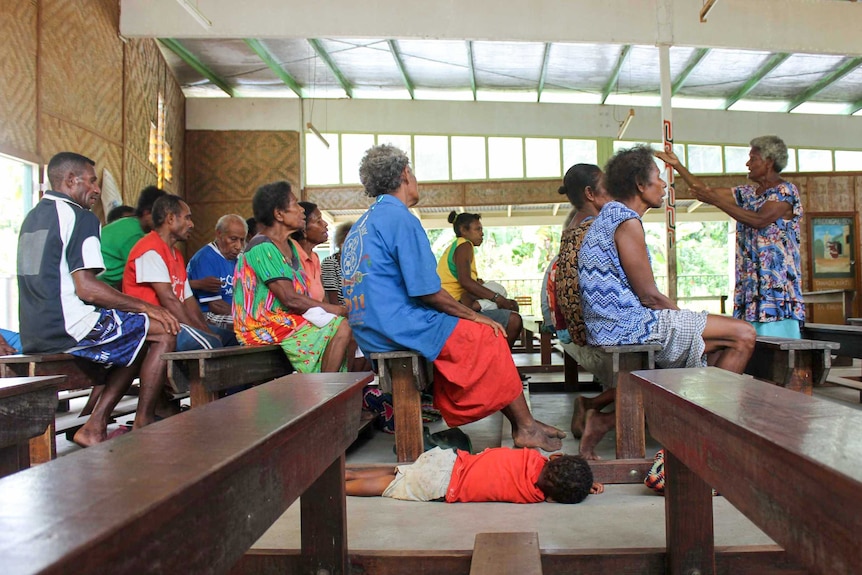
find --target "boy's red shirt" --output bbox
[445,447,547,503]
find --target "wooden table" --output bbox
[0,376,62,478]
[0,371,373,575]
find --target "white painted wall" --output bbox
[187,97,862,150]
[122,0,862,56]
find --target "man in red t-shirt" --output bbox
[344,446,603,504]
[123,194,221,352]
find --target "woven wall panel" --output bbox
[185,131,300,204]
[123,149,159,208]
[163,59,186,196]
[0,0,38,157]
[124,39,161,164]
[802,175,855,213]
[40,0,122,144]
[39,113,122,224]
[121,38,185,198]
[305,186,370,210]
[187,200,254,256]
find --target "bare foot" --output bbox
[512,422,564,451]
[571,395,587,439]
[579,409,615,460]
[72,425,106,448]
[536,419,566,439]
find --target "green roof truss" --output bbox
[308,38,353,98]
[159,38,234,97]
[388,40,415,100]
[723,52,790,110]
[601,45,632,105]
[244,39,303,98]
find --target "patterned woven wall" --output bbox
[122,38,185,199]
[0,0,184,220]
[184,130,300,254]
[0,0,38,158]
[40,0,123,145]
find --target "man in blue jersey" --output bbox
[186,214,246,344]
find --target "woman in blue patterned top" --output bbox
[576,146,756,459]
[656,136,805,338]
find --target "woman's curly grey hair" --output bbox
[750,135,788,173]
[358,144,411,198]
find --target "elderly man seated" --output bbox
[186,214,247,345]
[341,144,565,452]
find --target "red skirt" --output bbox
[432,319,522,427]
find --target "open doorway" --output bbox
[0,153,40,331]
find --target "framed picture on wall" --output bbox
[808,212,857,280]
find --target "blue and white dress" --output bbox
[578,201,707,369]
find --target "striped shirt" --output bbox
[17,191,105,353]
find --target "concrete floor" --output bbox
[252,377,775,552]
[55,355,862,553]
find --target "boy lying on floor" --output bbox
[347,446,604,503]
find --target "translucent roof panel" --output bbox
[805,61,862,103]
[396,40,471,89]
[614,45,660,95]
[252,39,339,93]
[544,43,624,93]
[748,53,847,99]
[316,39,404,89]
[471,41,546,89]
[173,39,277,84]
[675,49,775,99]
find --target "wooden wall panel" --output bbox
[185,130,299,253]
[39,0,123,145]
[0,0,38,160]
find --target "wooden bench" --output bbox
[0,370,373,575]
[470,532,542,575]
[163,344,293,407]
[0,376,62,478]
[802,322,862,399]
[631,366,861,575]
[0,353,108,462]
[370,350,431,462]
[745,335,838,394]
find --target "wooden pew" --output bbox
[631,366,862,575]
[0,353,108,463]
[745,335,838,394]
[470,532,542,575]
[0,376,62,478]
[802,289,855,323]
[163,344,293,407]
[370,350,430,462]
[0,370,373,575]
[802,322,862,399]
